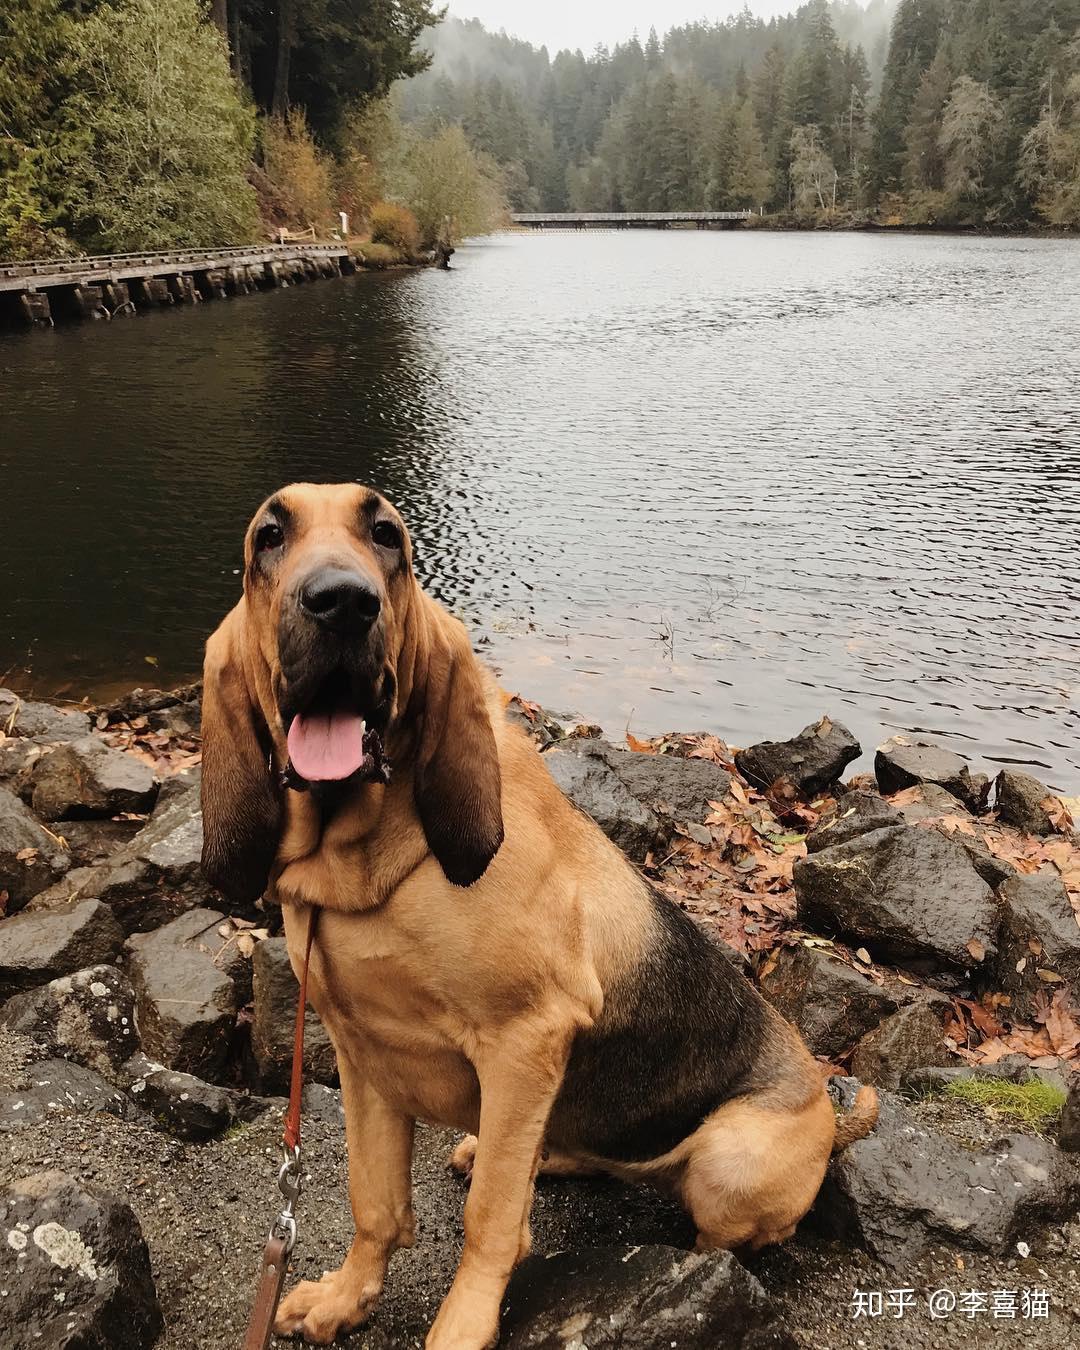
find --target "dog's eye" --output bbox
[255,523,284,554]
[372,520,401,550]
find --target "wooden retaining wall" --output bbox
[0,243,355,329]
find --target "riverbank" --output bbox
[0,239,442,331]
[1,684,1078,1346]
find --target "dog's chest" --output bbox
[288,905,481,1130]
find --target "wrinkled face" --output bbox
[243,483,412,782]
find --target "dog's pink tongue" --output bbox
[287,710,366,782]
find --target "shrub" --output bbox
[369,201,420,255]
[259,109,335,233]
[387,124,507,247]
[335,97,405,224]
[66,0,258,251]
[353,240,403,268]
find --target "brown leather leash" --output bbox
[242,905,320,1350]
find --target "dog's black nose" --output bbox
[299,569,381,634]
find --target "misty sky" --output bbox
[450,2,811,54]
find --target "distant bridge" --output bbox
[511,211,755,230]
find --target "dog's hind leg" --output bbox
[679,1091,836,1253]
[449,1134,598,1180]
[276,1058,415,1344]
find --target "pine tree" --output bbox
[667,75,711,207]
[643,72,680,209]
[903,47,953,190]
[728,97,771,209]
[752,41,787,149]
[839,43,872,200]
[785,0,845,154]
[706,99,739,207]
[870,0,947,196]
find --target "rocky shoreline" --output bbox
[1,685,1078,1347]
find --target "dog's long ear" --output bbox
[200,606,281,903]
[414,609,504,888]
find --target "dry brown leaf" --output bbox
[625,731,657,753]
[1037,969,1065,984]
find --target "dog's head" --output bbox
[200,483,503,902]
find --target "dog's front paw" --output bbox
[275,1269,379,1344]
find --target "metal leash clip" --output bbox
[271,1144,303,1252]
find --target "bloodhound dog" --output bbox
[201,482,877,1349]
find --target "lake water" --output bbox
[2,230,1078,786]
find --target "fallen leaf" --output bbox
[966,937,986,962]
[625,731,657,753]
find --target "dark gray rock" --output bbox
[125,908,240,1081]
[735,717,860,798]
[301,1081,345,1124]
[794,825,997,972]
[543,741,664,861]
[0,738,43,793]
[849,998,956,1089]
[875,738,990,812]
[0,785,70,912]
[122,1053,267,1140]
[1,965,138,1075]
[1061,1079,1080,1151]
[993,871,1080,1020]
[805,791,901,854]
[28,782,214,934]
[893,782,972,822]
[953,833,1017,890]
[25,866,100,911]
[504,699,565,748]
[817,1078,1080,1267]
[893,789,1015,887]
[0,1170,162,1348]
[0,1059,148,1131]
[759,944,897,1058]
[29,736,158,821]
[251,936,337,1093]
[99,683,200,726]
[0,899,123,997]
[599,744,733,823]
[996,768,1060,837]
[501,1245,795,1349]
[58,818,143,868]
[153,764,201,811]
[543,738,732,860]
[0,688,92,741]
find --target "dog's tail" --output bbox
[832,1085,879,1151]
